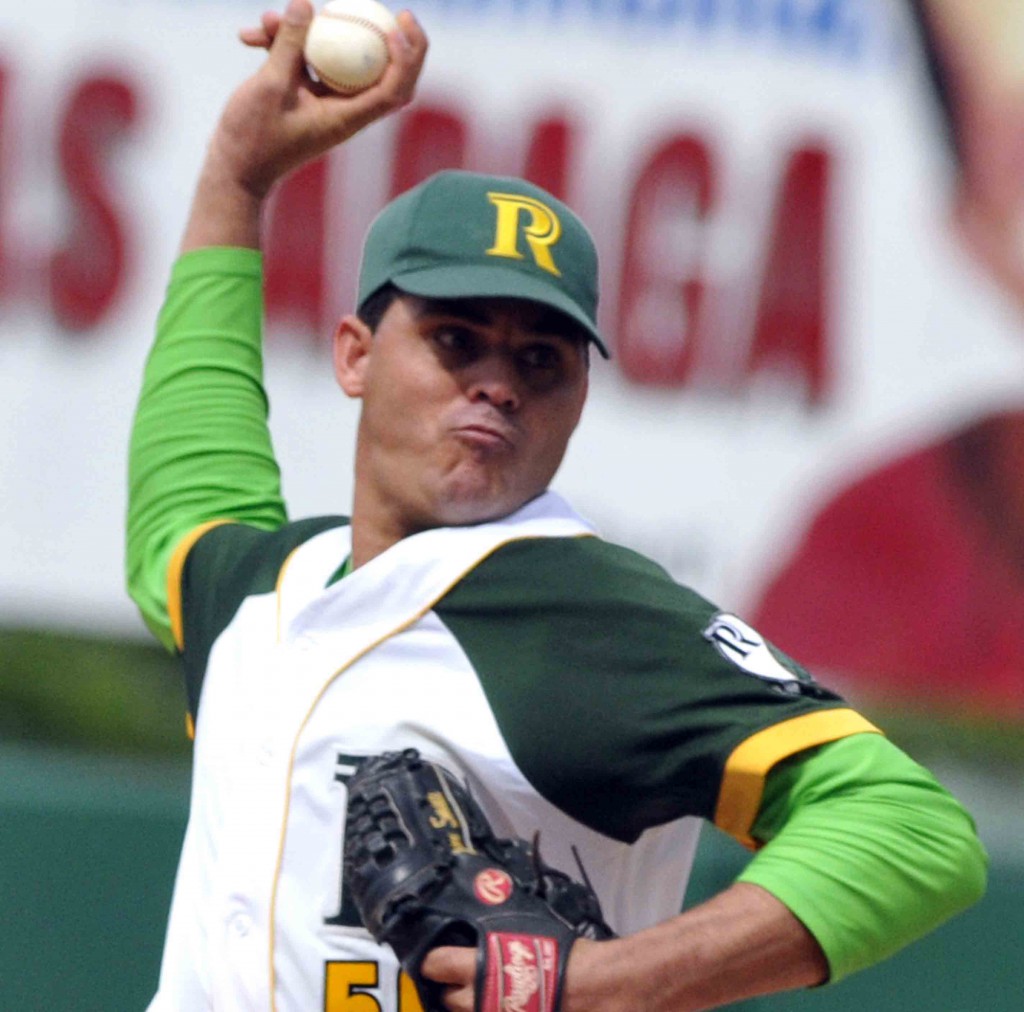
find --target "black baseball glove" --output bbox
[343,748,615,1012]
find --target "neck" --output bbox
[348,489,410,570]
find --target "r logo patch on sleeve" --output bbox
[702,613,814,694]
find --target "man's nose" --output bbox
[466,353,521,412]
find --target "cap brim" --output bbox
[389,263,610,359]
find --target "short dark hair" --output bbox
[357,282,401,333]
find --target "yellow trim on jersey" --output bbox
[167,520,235,651]
[715,708,882,850]
[274,543,305,644]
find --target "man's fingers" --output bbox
[263,10,284,36]
[441,986,473,1012]
[420,945,475,985]
[239,12,284,49]
[264,0,315,81]
[231,1,427,167]
[388,10,429,101]
[420,947,476,1012]
[239,26,268,48]
[239,9,286,50]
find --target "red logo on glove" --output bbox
[482,933,558,1012]
[474,868,514,906]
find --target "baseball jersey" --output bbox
[146,486,873,1012]
[130,247,986,1010]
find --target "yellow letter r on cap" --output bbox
[486,193,563,276]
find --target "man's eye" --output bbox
[519,344,562,370]
[433,326,477,356]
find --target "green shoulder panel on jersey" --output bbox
[177,516,350,719]
[435,536,866,845]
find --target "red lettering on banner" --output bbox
[50,73,140,330]
[746,144,831,405]
[390,104,468,197]
[523,115,575,203]
[0,61,834,394]
[617,134,716,386]
[0,63,11,300]
[264,157,330,339]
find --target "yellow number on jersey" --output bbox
[325,961,380,1012]
[324,961,425,1012]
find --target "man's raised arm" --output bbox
[125,0,427,650]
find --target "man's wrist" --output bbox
[179,143,267,253]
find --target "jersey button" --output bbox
[257,742,274,766]
[229,909,252,937]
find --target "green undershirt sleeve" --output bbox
[126,247,288,651]
[738,733,987,983]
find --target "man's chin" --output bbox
[431,486,540,529]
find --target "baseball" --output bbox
[304,0,398,94]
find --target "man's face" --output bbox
[334,292,590,542]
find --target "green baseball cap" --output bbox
[357,170,609,358]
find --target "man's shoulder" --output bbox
[184,514,351,600]
[440,531,714,619]
[176,515,351,713]
[476,531,703,596]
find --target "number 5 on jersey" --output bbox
[325,961,424,1012]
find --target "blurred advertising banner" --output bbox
[1,0,1022,715]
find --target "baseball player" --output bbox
[126,2,986,1010]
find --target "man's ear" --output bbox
[333,314,373,397]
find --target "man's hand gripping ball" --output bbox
[344,749,615,1012]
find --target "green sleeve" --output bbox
[737,733,988,983]
[126,247,288,651]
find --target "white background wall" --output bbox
[2,0,1023,636]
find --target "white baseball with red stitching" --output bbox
[304,0,397,94]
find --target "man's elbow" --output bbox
[124,530,178,654]
[946,813,988,915]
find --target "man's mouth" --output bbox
[452,422,516,451]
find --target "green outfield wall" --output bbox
[0,743,1019,1011]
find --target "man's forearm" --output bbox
[422,882,825,1011]
[564,882,826,1012]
